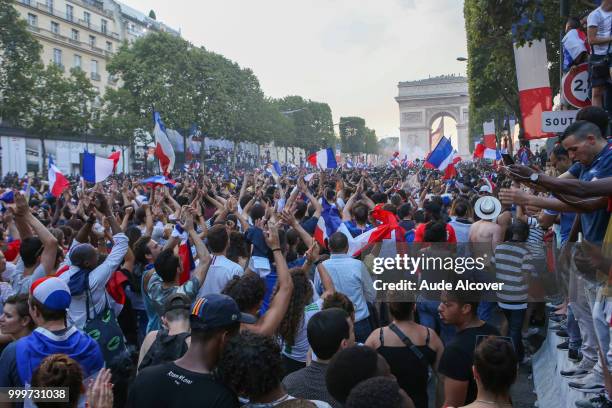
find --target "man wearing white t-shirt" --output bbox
[198,224,244,296]
[587,1,612,107]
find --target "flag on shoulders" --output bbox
[313,199,345,247]
[82,151,115,184]
[307,148,337,169]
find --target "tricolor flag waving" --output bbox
[307,148,337,169]
[343,204,407,258]
[48,156,70,197]
[82,151,115,184]
[153,112,176,176]
[424,136,455,172]
[473,121,501,160]
[141,175,176,188]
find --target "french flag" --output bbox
[513,10,553,140]
[562,28,588,72]
[82,151,115,184]
[344,205,406,258]
[108,151,121,172]
[442,154,461,180]
[307,148,337,169]
[48,156,70,197]
[153,112,176,176]
[313,199,345,247]
[475,121,501,160]
[0,190,15,203]
[141,175,176,188]
[424,136,454,171]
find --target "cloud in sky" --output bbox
[122,0,467,140]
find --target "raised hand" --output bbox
[14,192,30,217]
[264,221,280,249]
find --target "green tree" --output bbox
[94,88,146,172]
[339,116,366,154]
[23,64,96,173]
[364,128,378,155]
[274,96,335,152]
[0,0,41,125]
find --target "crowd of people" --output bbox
[0,103,610,408]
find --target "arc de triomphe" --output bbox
[396,75,470,160]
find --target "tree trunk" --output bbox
[285,146,288,164]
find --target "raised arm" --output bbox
[15,193,58,275]
[251,222,294,336]
[183,208,210,287]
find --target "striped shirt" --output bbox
[493,243,534,309]
[526,216,545,260]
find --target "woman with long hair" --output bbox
[277,268,315,375]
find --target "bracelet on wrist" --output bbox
[270,247,281,252]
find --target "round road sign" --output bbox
[562,63,591,108]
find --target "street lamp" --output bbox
[457,57,468,62]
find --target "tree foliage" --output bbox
[0,0,41,125]
[339,116,366,154]
[273,96,335,152]
[23,64,96,170]
[463,0,592,142]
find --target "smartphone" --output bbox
[502,153,515,166]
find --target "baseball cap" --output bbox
[164,293,191,314]
[30,276,71,311]
[190,294,256,330]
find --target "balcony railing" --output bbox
[26,25,113,59]
[90,72,101,81]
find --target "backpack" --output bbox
[138,329,190,371]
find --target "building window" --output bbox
[50,21,59,34]
[83,11,90,26]
[101,19,107,34]
[106,41,112,51]
[53,48,62,66]
[46,0,53,11]
[74,54,81,69]
[91,60,100,81]
[66,4,73,21]
[71,29,78,41]
[21,0,31,5]
[27,13,37,27]
[89,35,95,47]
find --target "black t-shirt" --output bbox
[127,362,239,408]
[438,322,500,405]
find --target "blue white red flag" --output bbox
[153,112,176,176]
[82,151,115,183]
[424,137,454,171]
[307,148,337,169]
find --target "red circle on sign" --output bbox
[563,64,591,108]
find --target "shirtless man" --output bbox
[468,196,504,259]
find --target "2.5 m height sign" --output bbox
[562,64,591,108]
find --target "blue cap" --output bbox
[190,294,256,330]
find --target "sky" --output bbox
[123,0,468,141]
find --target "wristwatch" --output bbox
[529,173,539,183]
